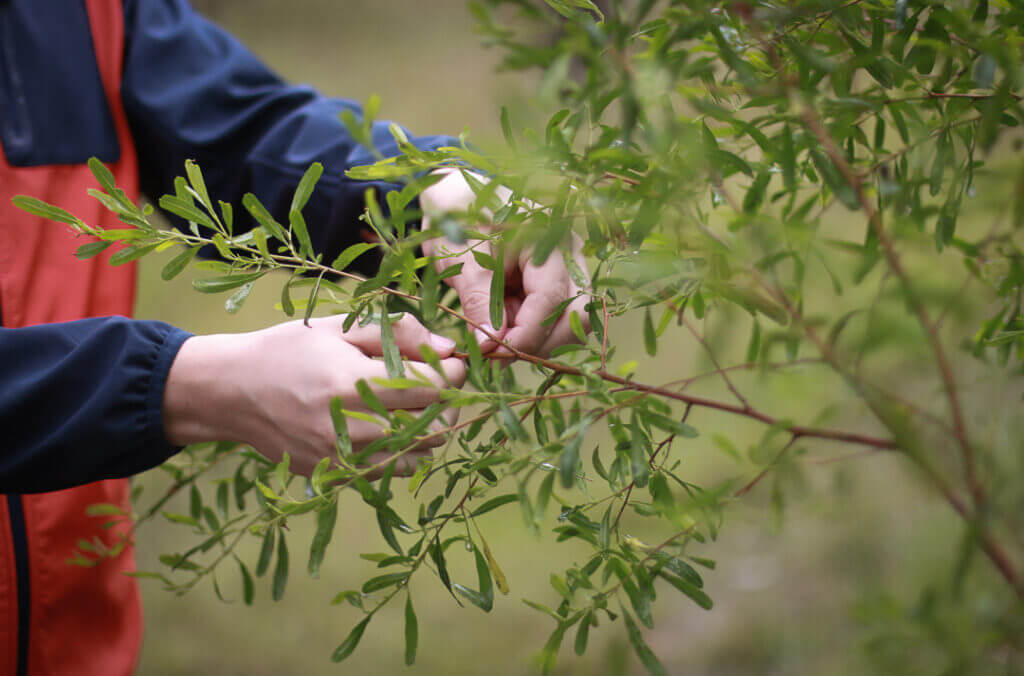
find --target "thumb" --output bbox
[341,314,456,359]
[448,262,508,349]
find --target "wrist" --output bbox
[162,333,249,446]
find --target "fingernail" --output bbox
[430,334,456,353]
[474,325,495,344]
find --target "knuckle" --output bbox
[460,287,492,316]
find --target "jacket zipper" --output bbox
[6,496,28,676]
[0,295,30,676]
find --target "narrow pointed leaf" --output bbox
[404,595,418,666]
[271,533,289,601]
[308,500,338,578]
[332,616,371,663]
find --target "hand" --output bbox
[162,314,466,476]
[420,169,591,357]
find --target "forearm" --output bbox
[162,333,251,447]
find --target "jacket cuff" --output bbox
[143,325,193,463]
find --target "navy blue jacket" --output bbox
[0,0,454,493]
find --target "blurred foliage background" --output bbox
[129,1,1016,674]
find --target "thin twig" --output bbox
[683,318,751,411]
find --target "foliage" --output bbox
[16,0,1024,672]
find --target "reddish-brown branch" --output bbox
[800,108,979,502]
[794,108,1024,599]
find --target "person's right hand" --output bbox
[162,314,466,476]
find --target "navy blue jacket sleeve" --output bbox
[0,317,191,494]
[121,0,457,268]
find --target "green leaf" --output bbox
[225,281,255,314]
[88,157,118,194]
[452,548,493,612]
[237,558,254,606]
[184,159,212,210]
[192,271,266,294]
[536,472,555,518]
[544,0,604,21]
[428,537,454,596]
[404,595,418,666]
[289,209,314,259]
[75,241,113,260]
[308,500,338,579]
[470,493,518,517]
[331,242,377,270]
[303,271,325,326]
[330,396,353,456]
[490,243,505,330]
[252,227,272,262]
[574,611,592,656]
[331,616,371,663]
[219,200,234,234]
[499,402,528,441]
[189,484,202,521]
[873,116,886,150]
[256,527,276,577]
[109,243,159,266]
[161,246,200,281]
[356,379,389,418]
[161,512,199,528]
[538,620,569,675]
[630,416,651,488]
[742,170,771,213]
[500,105,516,149]
[643,307,657,356]
[271,530,289,601]
[646,413,698,439]
[477,531,510,595]
[12,195,82,226]
[160,197,215,234]
[658,570,713,610]
[623,610,667,676]
[438,217,467,244]
[623,575,654,628]
[473,544,494,610]
[85,503,125,517]
[559,419,588,489]
[559,435,581,490]
[569,310,587,344]
[242,193,288,242]
[809,149,859,210]
[361,572,411,593]
[377,509,404,556]
[291,162,324,214]
[280,273,296,316]
[629,199,660,249]
[599,505,611,551]
[380,306,404,378]
[929,133,949,197]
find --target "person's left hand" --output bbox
[419,169,591,357]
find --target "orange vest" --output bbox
[0,2,144,673]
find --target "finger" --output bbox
[447,255,508,351]
[501,251,572,354]
[341,313,457,358]
[361,450,428,478]
[359,358,466,410]
[537,293,591,357]
[357,409,459,478]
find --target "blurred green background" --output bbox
[128,2,999,674]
